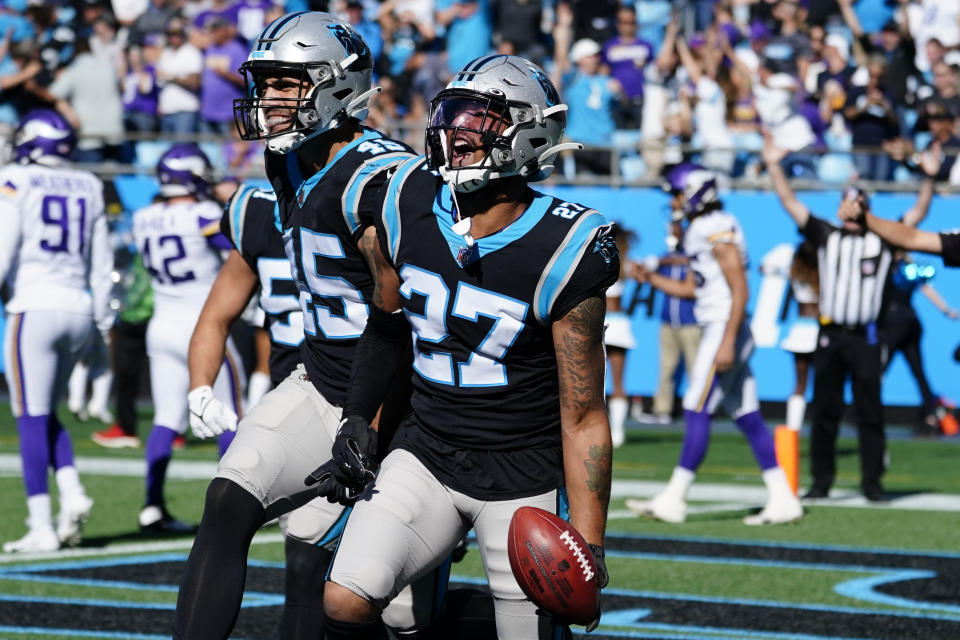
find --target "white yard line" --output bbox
[0,453,218,480]
[1,454,958,516]
[0,530,285,564]
[610,480,960,513]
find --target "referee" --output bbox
[764,143,935,501]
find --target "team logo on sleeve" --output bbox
[593,230,618,265]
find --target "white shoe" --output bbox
[625,493,687,523]
[743,495,804,526]
[139,505,196,534]
[87,406,114,424]
[67,397,84,416]
[634,411,671,425]
[57,493,94,546]
[3,526,60,553]
[611,426,625,448]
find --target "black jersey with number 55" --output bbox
[266,128,414,405]
[221,185,302,387]
[373,157,620,499]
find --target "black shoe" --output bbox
[863,486,887,502]
[138,505,197,534]
[802,487,830,500]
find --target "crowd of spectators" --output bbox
[1,0,959,184]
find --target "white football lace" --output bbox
[559,530,595,582]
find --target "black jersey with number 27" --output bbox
[374,157,620,500]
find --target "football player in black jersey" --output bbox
[313,55,617,639]
[173,12,425,640]
[184,182,314,635]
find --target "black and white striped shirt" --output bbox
[802,216,892,326]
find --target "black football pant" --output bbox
[112,319,148,436]
[810,325,885,493]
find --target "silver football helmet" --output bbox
[425,55,580,193]
[233,11,377,154]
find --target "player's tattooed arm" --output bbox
[554,295,612,546]
[357,226,403,312]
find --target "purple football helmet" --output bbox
[156,144,213,199]
[664,163,719,217]
[13,109,77,166]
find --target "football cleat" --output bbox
[626,492,687,524]
[68,397,89,422]
[57,493,94,546]
[3,525,60,554]
[743,495,804,526]
[139,505,196,535]
[633,411,672,425]
[611,424,625,448]
[92,424,141,449]
[86,404,115,425]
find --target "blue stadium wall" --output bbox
[3,177,958,408]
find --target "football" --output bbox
[507,506,601,626]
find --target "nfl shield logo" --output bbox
[457,244,478,265]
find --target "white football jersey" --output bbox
[0,163,112,330]
[131,199,225,310]
[684,210,748,324]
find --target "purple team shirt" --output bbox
[602,37,654,100]
[123,66,159,115]
[200,38,249,123]
[228,0,273,43]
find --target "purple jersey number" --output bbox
[40,195,87,253]
[141,234,196,284]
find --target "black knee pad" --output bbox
[199,478,266,538]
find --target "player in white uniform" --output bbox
[132,144,245,534]
[627,164,802,525]
[0,110,110,552]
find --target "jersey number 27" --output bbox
[400,265,528,388]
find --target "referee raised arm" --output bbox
[839,209,960,267]
[763,142,935,502]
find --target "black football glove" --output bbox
[584,544,608,633]
[331,415,379,488]
[304,460,362,505]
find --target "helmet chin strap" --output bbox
[440,171,475,246]
[437,133,476,245]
